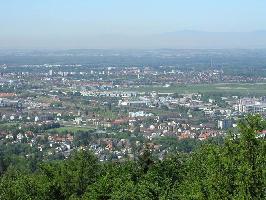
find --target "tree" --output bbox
[40,149,100,199]
[232,114,266,199]
[138,147,154,174]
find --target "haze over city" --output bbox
[1,0,266,49]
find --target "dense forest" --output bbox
[0,115,265,200]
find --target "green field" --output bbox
[0,122,21,130]
[126,83,266,95]
[47,126,94,134]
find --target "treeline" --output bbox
[0,115,265,199]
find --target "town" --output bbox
[1,59,266,162]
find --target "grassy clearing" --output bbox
[47,126,93,134]
[0,122,21,130]
[125,83,266,95]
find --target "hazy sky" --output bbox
[1,0,266,49]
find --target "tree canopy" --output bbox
[0,115,265,199]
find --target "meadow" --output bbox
[127,83,266,96]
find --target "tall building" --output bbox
[49,69,53,76]
[218,119,232,129]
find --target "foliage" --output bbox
[0,115,265,199]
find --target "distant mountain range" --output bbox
[81,30,266,49]
[144,30,266,49]
[1,30,266,49]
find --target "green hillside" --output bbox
[0,115,265,200]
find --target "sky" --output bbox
[0,0,266,49]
